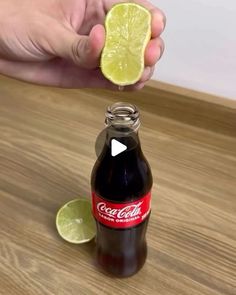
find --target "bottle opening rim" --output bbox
[105,102,140,129]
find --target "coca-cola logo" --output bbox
[92,192,151,228]
[97,202,143,219]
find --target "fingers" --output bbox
[151,8,166,38]
[133,0,166,37]
[45,23,105,69]
[0,58,117,89]
[0,56,152,91]
[104,0,166,37]
[145,37,165,66]
[140,66,155,83]
[121,66,154,91]
[102,1,166,68]
[51,2,164,71]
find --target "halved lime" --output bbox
[101,3,151,86]
[56,199,96,244]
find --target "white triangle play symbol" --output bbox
[111,139,127,157]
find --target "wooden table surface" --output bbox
[0,76,236,295]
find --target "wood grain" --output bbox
[0,75,236,295]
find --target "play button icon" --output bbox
[111,139,127,157]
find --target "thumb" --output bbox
[49,24,105,69]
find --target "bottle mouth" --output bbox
[105,102,140,130]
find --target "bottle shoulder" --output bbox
[91,149,153,201]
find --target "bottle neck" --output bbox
[105,102,140,130]
[105,102,141,149]
[105,126,140,146]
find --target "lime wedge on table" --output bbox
[56,199,96,244]
[101,3,151,86]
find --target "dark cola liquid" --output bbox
[91,134,153,277]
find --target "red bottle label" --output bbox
[92,192,151,229]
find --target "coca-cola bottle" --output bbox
[91,102,153,277]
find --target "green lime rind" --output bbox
[56,198,96,244]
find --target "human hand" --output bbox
[0,0,165,89]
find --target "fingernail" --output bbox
[140,67,151,83]
[136,82,145,90]
[144,66,151,78]
[158,42,165,61]
[162,14,167,31]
